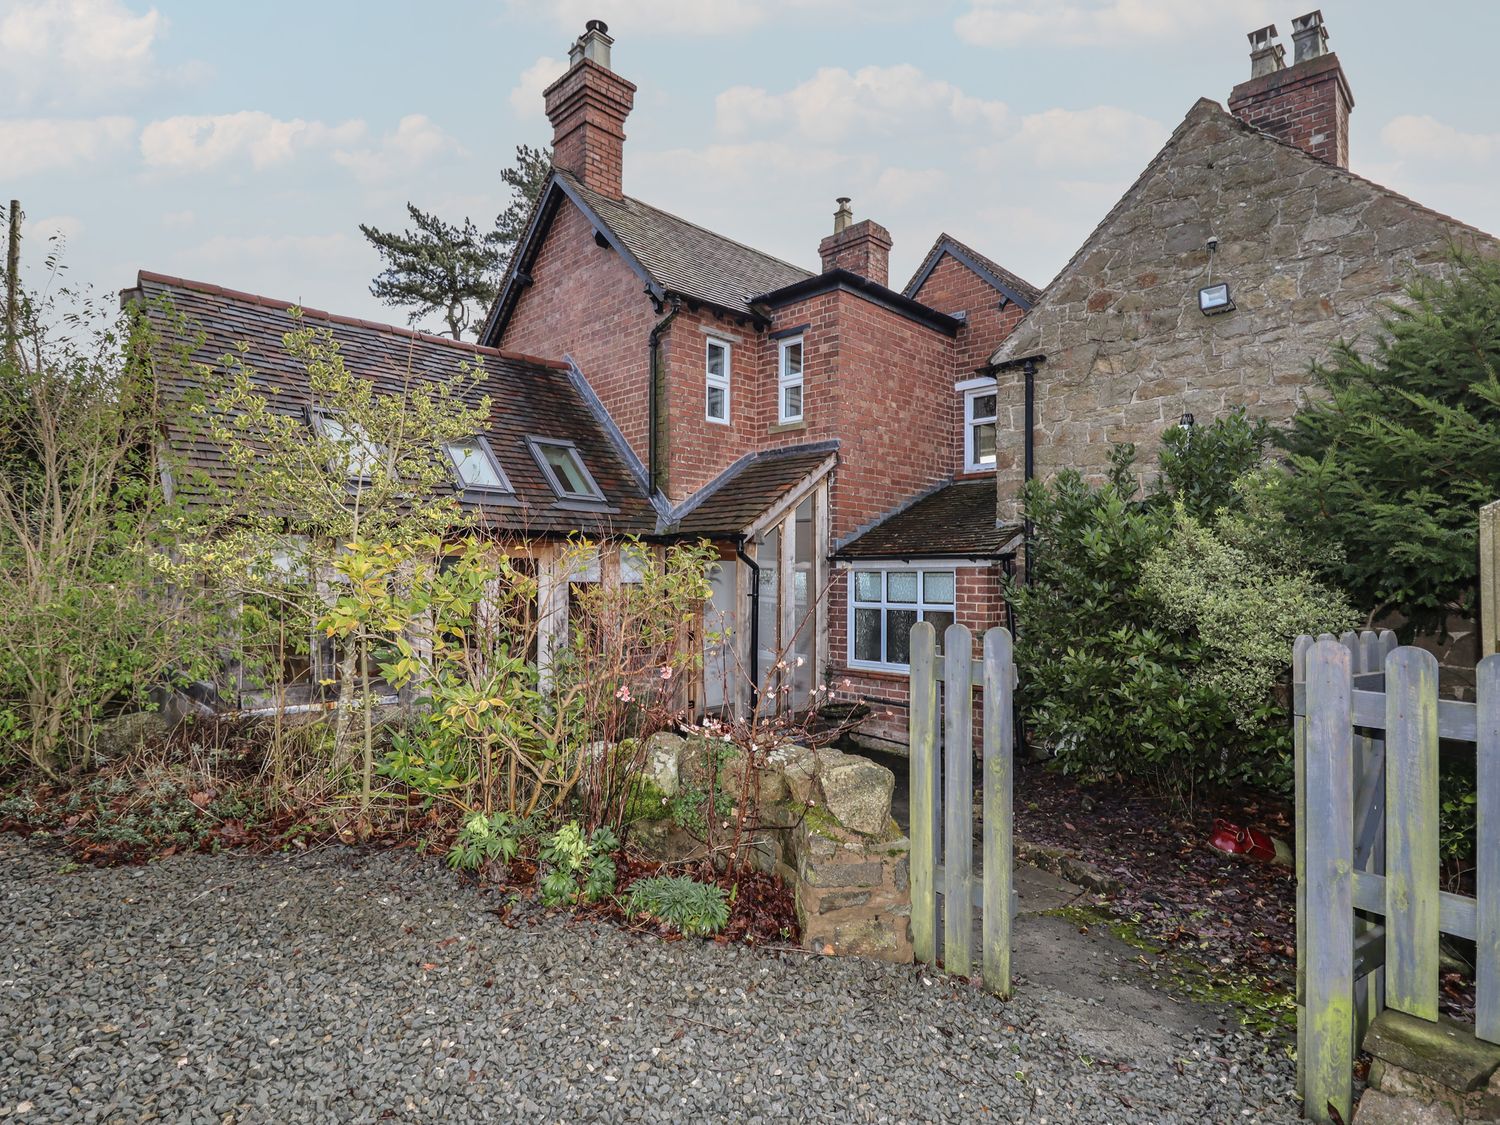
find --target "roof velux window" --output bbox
[529,438,605,502]
[311,410,384,482]
[444,436,512,493]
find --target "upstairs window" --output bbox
[778,337,804,424]
[529,437,604,503]
[444,436,512,493]
[965,385,998,473]
[705,338,731,424]
[311,410,384,482]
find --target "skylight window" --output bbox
[311,410,384,481]
[528,438,604,503]
[444,436,512,493]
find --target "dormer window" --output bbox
[964,385,998,473]
[528,437,604,503]
[310,409,384,482]
[778,337,804,424]
[444,436,512,494]
[705,338,731,424]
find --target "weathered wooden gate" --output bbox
[1295,632,1500,1123]
[907,621,1015,997]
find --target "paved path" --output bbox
[0,835,1296,1123]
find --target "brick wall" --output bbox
[828,564,1008,752]
[500,199,661,468]
[1227,53,1351,169]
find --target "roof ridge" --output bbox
[134,270,569,370]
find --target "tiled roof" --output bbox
[561,171,813,314]
[131,271,657,537]
[836,480,1021,559]
[665,443,837,537]
[903,233,1041,307]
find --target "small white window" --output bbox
[964,385,998,473]
[705,338,731,424]
[529,438,604,502]
[312,410,384,482]
[444,436,512,493]
[848,567,956,671]
[778,337,804,424]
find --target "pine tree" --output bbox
[1274,254,1500,634]
[359,144,550,340]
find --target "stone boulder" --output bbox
[814,749,894,837]
[643,731,687,798]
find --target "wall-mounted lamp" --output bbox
[1197,235,1234,316]
[1198,283,1235,315]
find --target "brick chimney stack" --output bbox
[818,198,893,288]
[1228,11,1354,168]
[544,20,636,198]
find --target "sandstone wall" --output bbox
[991,99,1496,522]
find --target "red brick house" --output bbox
[481,22,1036,748]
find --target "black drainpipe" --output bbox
[1001,553,1027,758]
[1022,356,1037,579]
[735,537,761,715]
[647,297,682,497]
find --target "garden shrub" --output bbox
[538,821,618,906]
[1009,413,1357,796]
[447,810,532,871]
[624,874,730,936]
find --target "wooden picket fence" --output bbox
[907,621,1015,997]
[1295,631,1500,1123]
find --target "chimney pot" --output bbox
[1291,10,1329,64]
[572,19,614,69]
[1246,24,1286,78]
[833,197,853,234]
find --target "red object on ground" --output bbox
[1209,818,1278,862]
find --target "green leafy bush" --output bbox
[1009,414,1356,795]
[538,822,618,906]
[625,874,731,936]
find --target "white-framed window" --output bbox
[444,435,512,493]
[528,437,604,502]
[705,338,731,424]
[310,409,384,482]
[964,384,998,473]
[778,336,804,424]
[848,567,956,671]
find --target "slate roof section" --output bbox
[664,443,838,538]
[481,170,813,344]
[903,233,1041,308]
[129,271,658,537]
[836,480,1021,560]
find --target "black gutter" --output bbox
[1023,356,1037,578]
[647,298,682,497]
[735,538,761,715]
[753,268,962,337]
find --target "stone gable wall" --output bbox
[993,103,1496,522]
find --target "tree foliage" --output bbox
[1273,253,1500,634]
[359,144,551,340]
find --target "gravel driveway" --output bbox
[0,835,1298,1123]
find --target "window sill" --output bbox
[845,660,913,678]
[769,420,806,435]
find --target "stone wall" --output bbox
[989,97,1497,523]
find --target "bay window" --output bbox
[848,567,956,671]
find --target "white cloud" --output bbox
[1011,105,1165,170]
[518,0,909,36]
[332,114,465,184]
[510,55,566,120]
[955,0,1271,48]
[0,0,163,105]
[22,212,83,244]
[139,111,365,172]
[871,167,949,208]
[0,115,135,175]
[159,208,194,228]
[716,65,1008,143]
[1380,114,1500,164]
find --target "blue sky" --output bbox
[6,0,1500,336]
